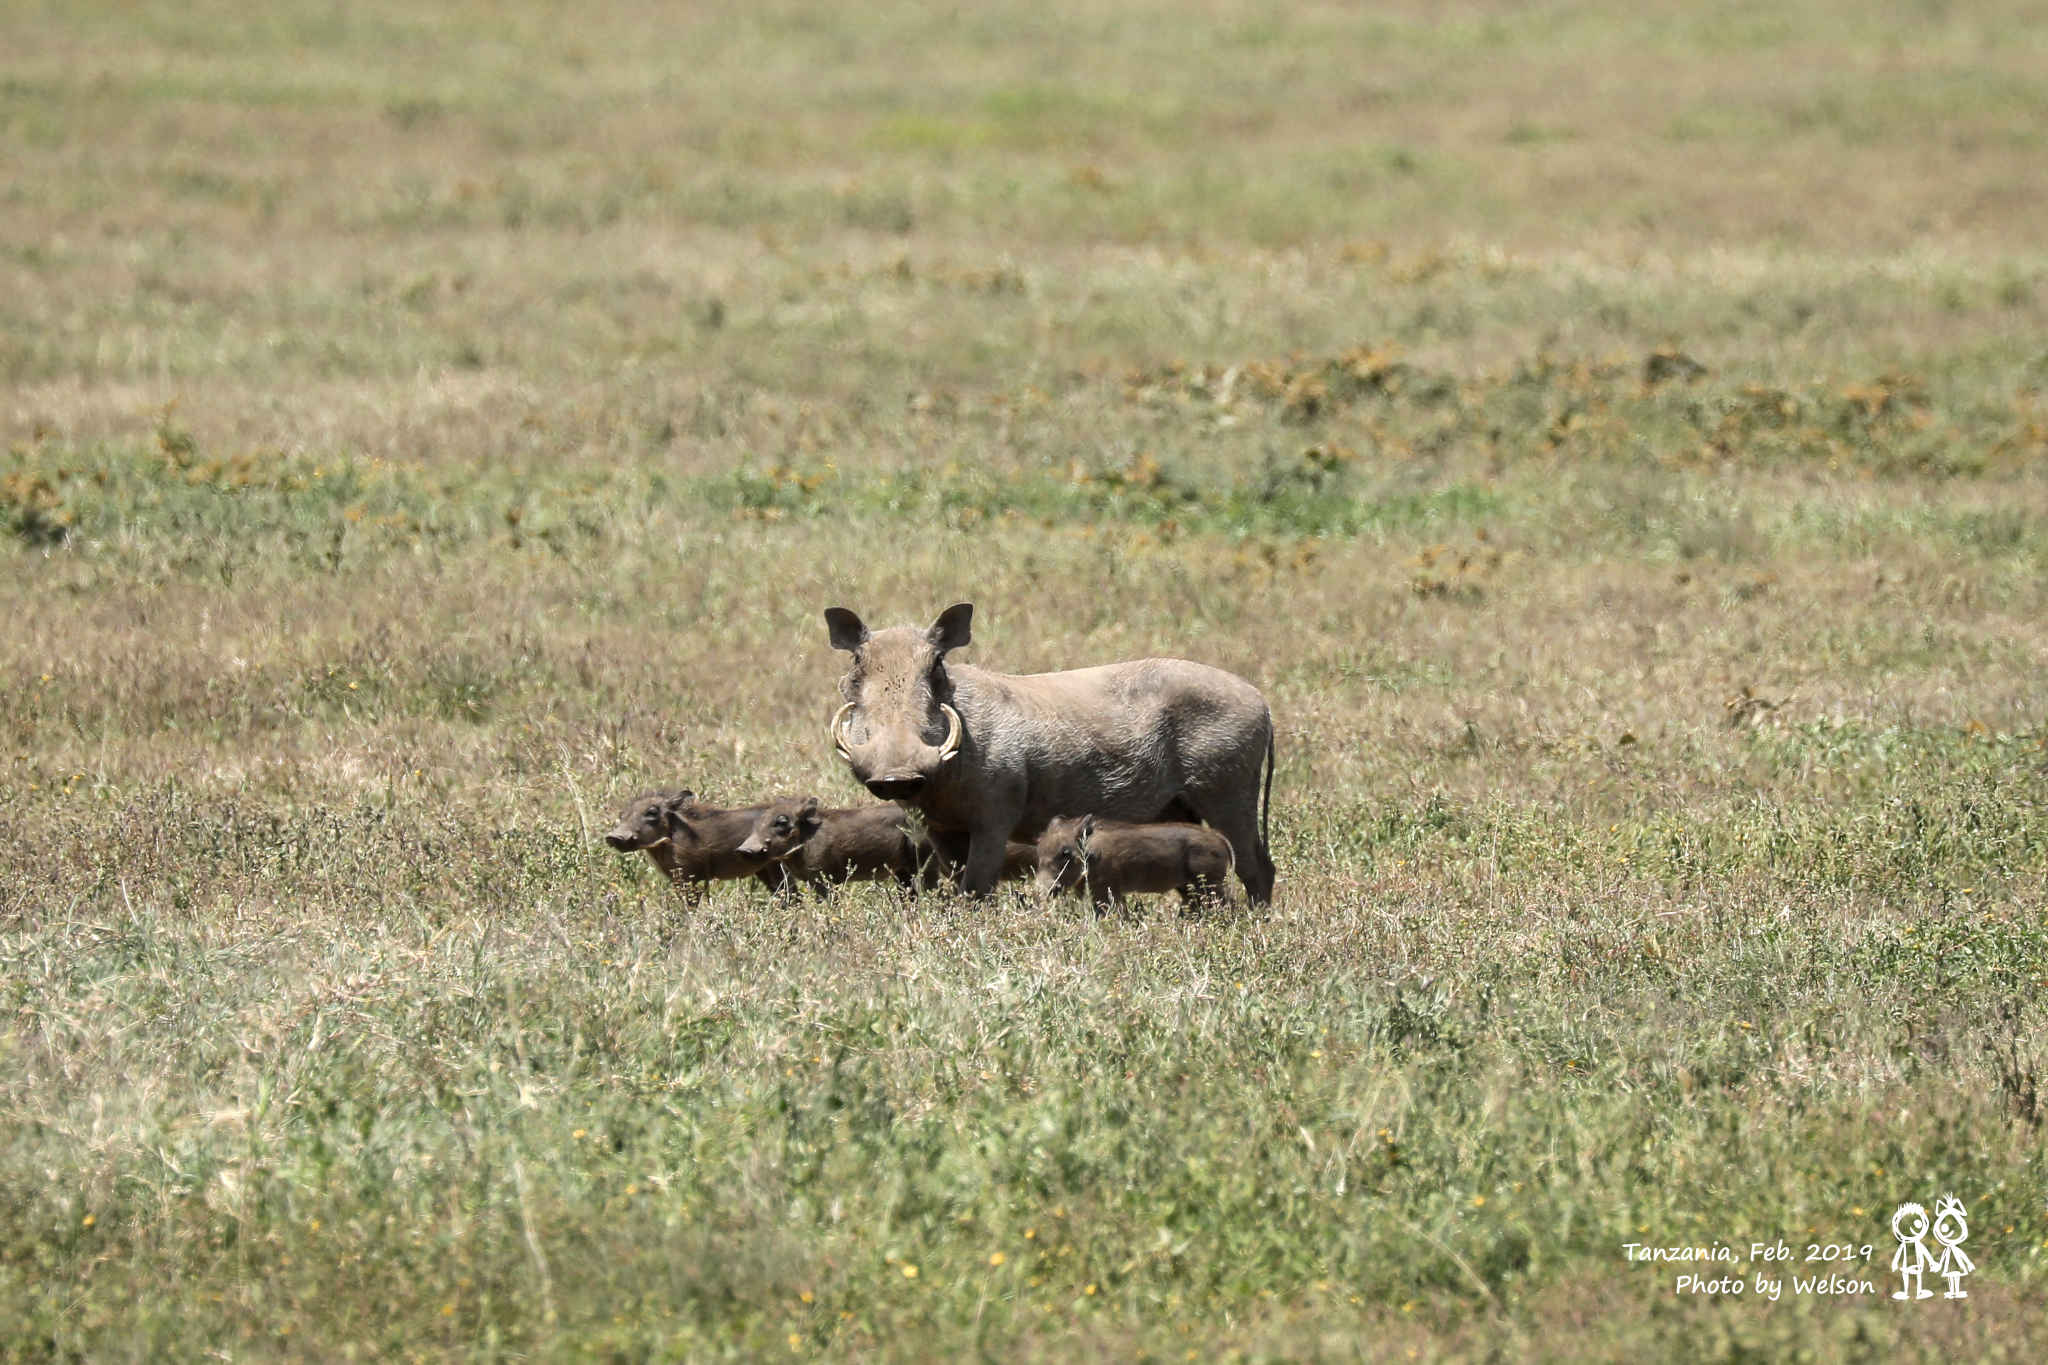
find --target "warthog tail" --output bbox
[1260,721,1275,855]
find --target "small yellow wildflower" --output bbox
[902,1264,918,1279]
[989,1252,1006,1266]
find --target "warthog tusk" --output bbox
[937,703,963,762]
[830,702,856,761]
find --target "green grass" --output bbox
[3,483,2044,1359]
[5,768,2046,1361]
[5,0,2048,1360]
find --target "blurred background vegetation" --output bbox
[2,2,2046,1361]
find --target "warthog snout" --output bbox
[864,775,926,800]
[607,792,691,854]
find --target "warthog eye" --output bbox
[774,818,791,833]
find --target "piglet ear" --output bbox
[928,602,973,656]
[798,796,823,837]
[1078,814,1097,843]
[825,608,869,653]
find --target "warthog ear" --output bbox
[797,795,823,837]
[1077,814,1097,847]
[824,608,869,653]
[928,602,973,656]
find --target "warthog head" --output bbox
[1034,814,1096,896]
[824,603,970,801]
[737,796,823,861]
[607,791,690,852]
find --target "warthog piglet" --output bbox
[738,796,927,893]
[1034,815,1236,913]
[605,790,784,902]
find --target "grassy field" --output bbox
[4,1,2048,1360]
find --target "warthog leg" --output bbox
[1182,801,1272,906]
[959,812,1021,898]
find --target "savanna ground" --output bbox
[3,1,2048,1360]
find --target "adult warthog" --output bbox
[824,602,1276,903]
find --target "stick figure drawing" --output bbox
[1891,1202,1934,1300]
[1930,1194,1973,1299]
